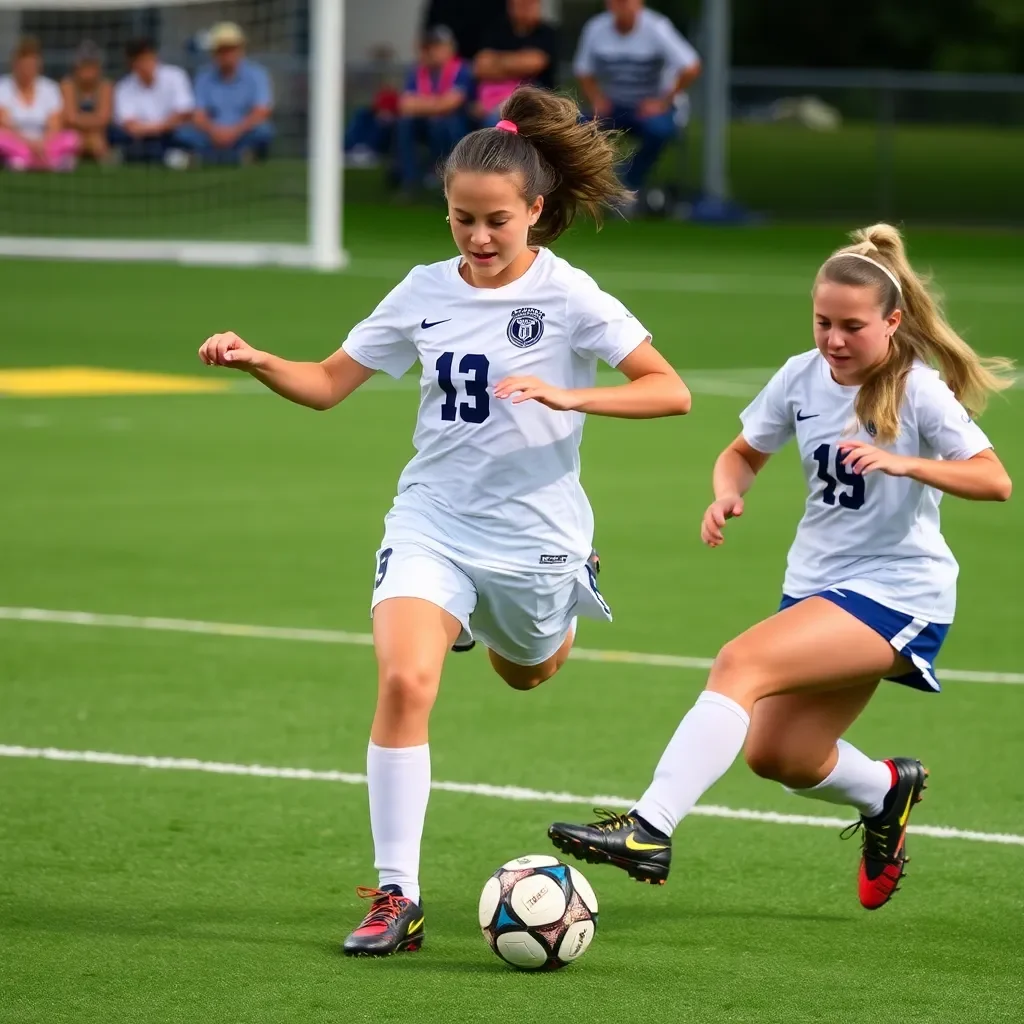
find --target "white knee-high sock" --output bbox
[632,691,750,837]
[367,741,430,904]
[785,738,893,818]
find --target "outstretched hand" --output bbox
[198,331,265,370]
[701,495,745,547]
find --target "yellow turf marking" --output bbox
[0,367,229,398]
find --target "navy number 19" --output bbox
[813,443,866,510]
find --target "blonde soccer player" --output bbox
[199,87,690,955]
[550,223,1013,910]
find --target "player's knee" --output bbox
[745,742,822,788]
[378,664,439,714]
[707,639,767,703]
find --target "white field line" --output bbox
[0,605,1022,685]
[1,743,1022,848]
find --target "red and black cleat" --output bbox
[842,758,928,910]
[342,885,425,956]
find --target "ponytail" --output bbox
[443,86,631,246]
[818,222,1015,444]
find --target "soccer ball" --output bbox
[478,854,598,970]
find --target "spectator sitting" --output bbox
[574,0,701,195]
[177,22,273,165]
[344,81,400,167]
[472,0,559,127]
[344,44,400,167]
[0,36,79,171]
[111,38,194,166]
[395,26,471,198]
[61,40,113,163]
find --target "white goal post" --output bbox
[0,0,345,269]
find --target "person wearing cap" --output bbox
[61,40,112,163]
[178,22,273,164]
[111,38,194,165]
[394,26,471,198]
[0,36,80,171]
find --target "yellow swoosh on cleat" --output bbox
[406,918,424,935]
[898,792,914,828]
[624,832,668,852]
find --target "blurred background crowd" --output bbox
[1,0,1021,226]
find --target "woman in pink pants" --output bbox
[0,36,79,171]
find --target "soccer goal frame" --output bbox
[0,0,345,270]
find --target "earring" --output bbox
[445,215,450,223]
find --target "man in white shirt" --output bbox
[573,0,700,192]
[111,37,194,164]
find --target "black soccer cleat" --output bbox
[548,808,671,885]
[342,885,425,956]
[841,758,928,910]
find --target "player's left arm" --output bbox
[494,340,691,418]
[839,374,1012,501]
[838,443,1011,501]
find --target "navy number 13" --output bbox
[436,352,490,423]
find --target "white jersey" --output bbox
[740,349,993,622]
[342,248,650,573]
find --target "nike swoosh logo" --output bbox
[406,917,424,935]
[796,411,819,421]
[421,318,451,330]
[624,832,668,852]
[898,792,914,828]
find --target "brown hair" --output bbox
[442,86,631,246]
[13,36,42,61]
[817,222,1015,444]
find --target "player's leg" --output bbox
[487,622,576,691]
[343,597,459,957]
[479,551,606,691]
[746,688,927,909]
[549,598,904,883]
[744,683,883,793]
[343,541,475,957]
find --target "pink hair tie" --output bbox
[495,119,518,134]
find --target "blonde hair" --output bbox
[817,223,1015,444]
[443,86,631,246]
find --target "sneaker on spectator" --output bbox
[345,144,379,168]
[163,148,190,170]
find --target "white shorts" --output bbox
[369,536,612,667]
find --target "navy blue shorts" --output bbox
[779,589,950,693]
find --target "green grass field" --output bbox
[2,212,1024,1023]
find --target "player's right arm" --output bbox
[702,436,771,547]
[200,273,419,410]
[703,362,794,547]
[198,332,374,410]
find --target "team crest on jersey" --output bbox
[507,307,545,348]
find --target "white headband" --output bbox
[827,251,902,295]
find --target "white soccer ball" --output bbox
[478,855,598,970]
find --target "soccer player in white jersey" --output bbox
[550,223,1013,910]
[198,86,690,955]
